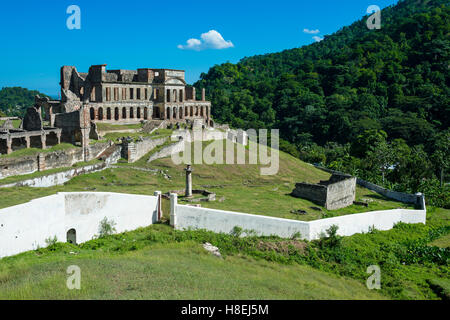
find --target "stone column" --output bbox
[201,88,205,101]
[154,191,162,221]
[57,132,61,144]
[38,153,46,171]
[170,193,177,227]
[185,165,193,197]
[25,136,30,148]
[6,137,12,154]
[41,134,46,150]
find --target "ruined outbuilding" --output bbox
[291,174,357,210]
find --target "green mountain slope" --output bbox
[0,87,50,117]
[195,0,449,147]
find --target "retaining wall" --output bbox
[0,192,161,258]
[0,142,111,180]
[170,194,426,241]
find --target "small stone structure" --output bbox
[291,174,357,210]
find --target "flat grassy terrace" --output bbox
[0,143,78,159]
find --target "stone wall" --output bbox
[0,142,111,180]
[170,194,426,241]
[291,174,356,210]
[0,192,161,258]
[147,140,185,163]
[313,165,424,208]
[291,183,327,206]
[325,176,357,210]
[0,162,106,188]
[123,137,168,163]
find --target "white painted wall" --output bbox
[170,194,426,241]
[0,192,160,258]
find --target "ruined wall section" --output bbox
[0,142,111,180]
[291,174,357,210]
[325,176,357,210]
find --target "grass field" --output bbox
[0,233,385,300]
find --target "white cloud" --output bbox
[178,30,234,51]
[312,36,324,42]
[303,28,320,34]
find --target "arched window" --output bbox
[173,89,177,102]
[98,108,104,120]
[130,107,134,118]
[179,90,183,102]
[106,108,112,120]
[67,229,76,244]
[173,107,177,119]
[166,107,171,119]
[179,107,183,119]
[122,107,127,119]
[90,108,95,120]
[137,107,141,119]
[114,108,119,121]
[144,107,148,119]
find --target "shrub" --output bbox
[98,217,117,238]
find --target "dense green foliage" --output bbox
[195,0,449,206]
[0,87,50,117]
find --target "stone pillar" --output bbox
[25,136,30,149]
[38,153,46,171]
[56,132,61,144]
[170,193,177,227]
[207,106,211,127]
[154,191,162,221]
[192,88,196,101]
[6,137,12,154]
[201,88,205,101]
[41,134,46,150]
[185,165,193,197]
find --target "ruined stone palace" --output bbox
[0,64,212,156]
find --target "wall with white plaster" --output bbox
[170,195,426,241]
[0,192,160,258]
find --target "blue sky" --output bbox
[0,0,398,96]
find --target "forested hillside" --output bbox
[194,0,449,207]
[0,87,50,117]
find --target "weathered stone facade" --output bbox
[291,174,357,210]
[48,64,212,126]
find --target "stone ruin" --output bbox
[291,173,357,210]
[0,105,62,155]
[1,64,214,159]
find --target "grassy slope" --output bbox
[0,236,384,300]
[0,141,411,220]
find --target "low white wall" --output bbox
[170,194,426,241]
[0,192,160,258]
